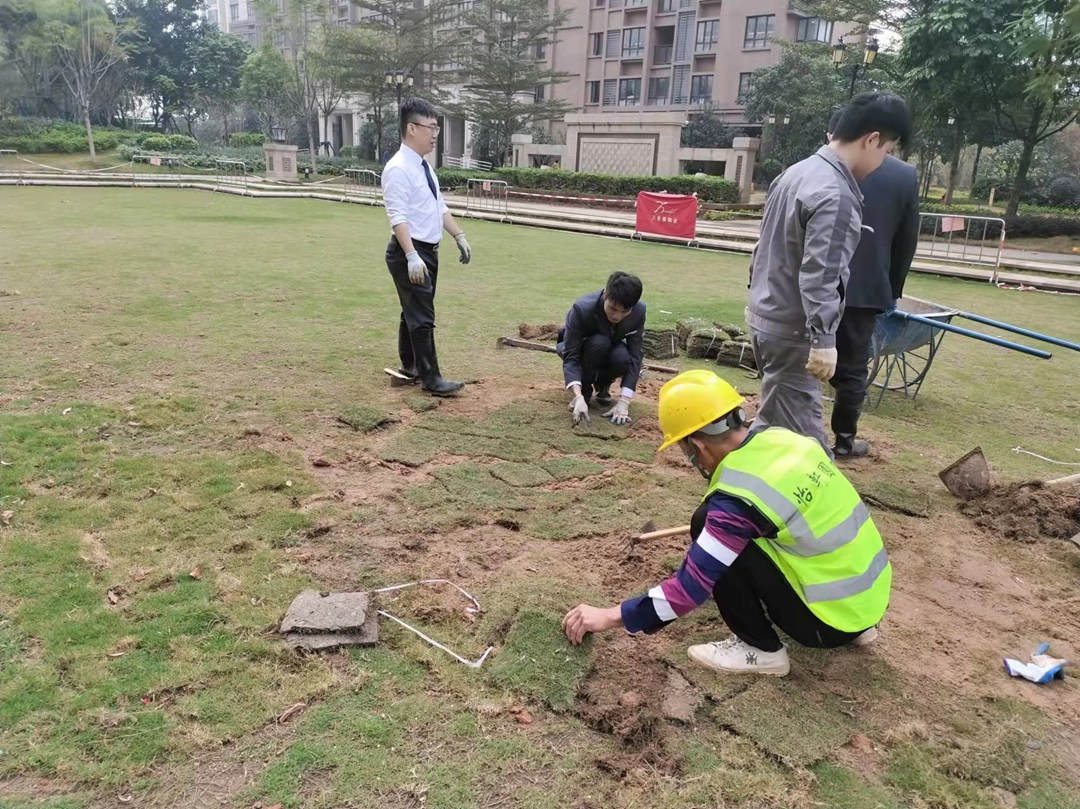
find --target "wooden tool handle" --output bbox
[634,525,691,542]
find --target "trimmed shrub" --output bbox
[229,131,265,147]
[139,134,199,152]
[486,167,738,203]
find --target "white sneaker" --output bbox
[687,636,790,677]
[851,627,879,647]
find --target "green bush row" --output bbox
[479,167,738,203]
[229,132,266,147]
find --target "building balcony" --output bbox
[654,44,673,64]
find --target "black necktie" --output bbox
[421,158,438,199]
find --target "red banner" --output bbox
[635,192,697,240]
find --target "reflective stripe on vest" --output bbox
[717,467,871,557]
[803,546,890,603]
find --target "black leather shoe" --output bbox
[413,327,464,397]
[594,385,614,408]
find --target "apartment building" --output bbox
[543,0,852,135]
[202,0,262,46]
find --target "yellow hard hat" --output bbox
[657,370,745,451]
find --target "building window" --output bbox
[796,17,833,43]
[647,76,669,105]
[743,15,774,48]
[590,32,603,56]
[690,74,713,103]
[672,64,689,103]
[657,0,674,11]
[535,40,546,59]
[622,27,645,57]
[606,30,620,58]
[587,80,601,104]
[230,2,238,19]
[618,77,641,105]
[695,20,718,52]
[534,84,545,102]
[625,0,647,6]
[737,71,753,102]
[593,0,605,6]
[602,78,617,105]
[207,7,218,24]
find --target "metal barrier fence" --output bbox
[465,178,509,219]
[213,158,248,185]
[344,167,381,197]
[917,212,1006,278]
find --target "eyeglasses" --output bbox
[410,122,441,134]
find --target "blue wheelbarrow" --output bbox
[865,296,1077,408]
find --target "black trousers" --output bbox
[714,542,864,652]
[828,307,879,438]
[579,334,630,401]
[386,237,439,369]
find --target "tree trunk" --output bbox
[83,104,97,164]
[970,143,983,188]
[323,113,330,155]
[375,107,383,162]
[944,135,962,205]
[306,114,318,175]
[1006,117,1041,218]
[921,156,935,201]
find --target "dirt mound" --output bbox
[959,481,1080,543]
[518,323,560,341]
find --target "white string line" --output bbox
[1011,447,1080,466]
[373,579,491,667]
[377,610,494,669]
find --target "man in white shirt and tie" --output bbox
[381,97,473,397]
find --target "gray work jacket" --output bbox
[746,147,864,349]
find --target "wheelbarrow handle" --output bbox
[956,311,1080,353]
[888,311,1052,359]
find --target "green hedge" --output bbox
[476,167,738,203]
[0,118,145,153]
[920,202,1080,238]
[229,132,265,147]
[139,134,199,152]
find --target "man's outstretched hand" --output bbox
[562,604,621,645]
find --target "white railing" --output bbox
[443,154,493,172]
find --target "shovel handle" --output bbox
[634,525,692,542]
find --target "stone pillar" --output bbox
[511,133,533,168]
[727,137,760,203]
[264,142,299,180]
[352,112,363,146]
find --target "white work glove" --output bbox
[406,250,429,285]
[569,393,590,425]
[455,232,471,264]
[805,347,837,382]
[603,396,631,426]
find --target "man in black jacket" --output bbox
[558,272,646,426]
[826,109,920,457]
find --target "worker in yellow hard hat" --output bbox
[562,369,890,677]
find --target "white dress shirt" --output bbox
[381,144,449,245]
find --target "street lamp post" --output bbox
[832,36,878,99]
[385,70,414,109]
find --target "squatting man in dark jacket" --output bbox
[558,271,646,427]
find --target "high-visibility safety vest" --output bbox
[705,427,890,632]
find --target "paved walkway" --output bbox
[445,192,1080,276]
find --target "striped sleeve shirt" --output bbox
[620,492,777,634]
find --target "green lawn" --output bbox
[1,187,1078,809]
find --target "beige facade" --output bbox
[543,0,853,134]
